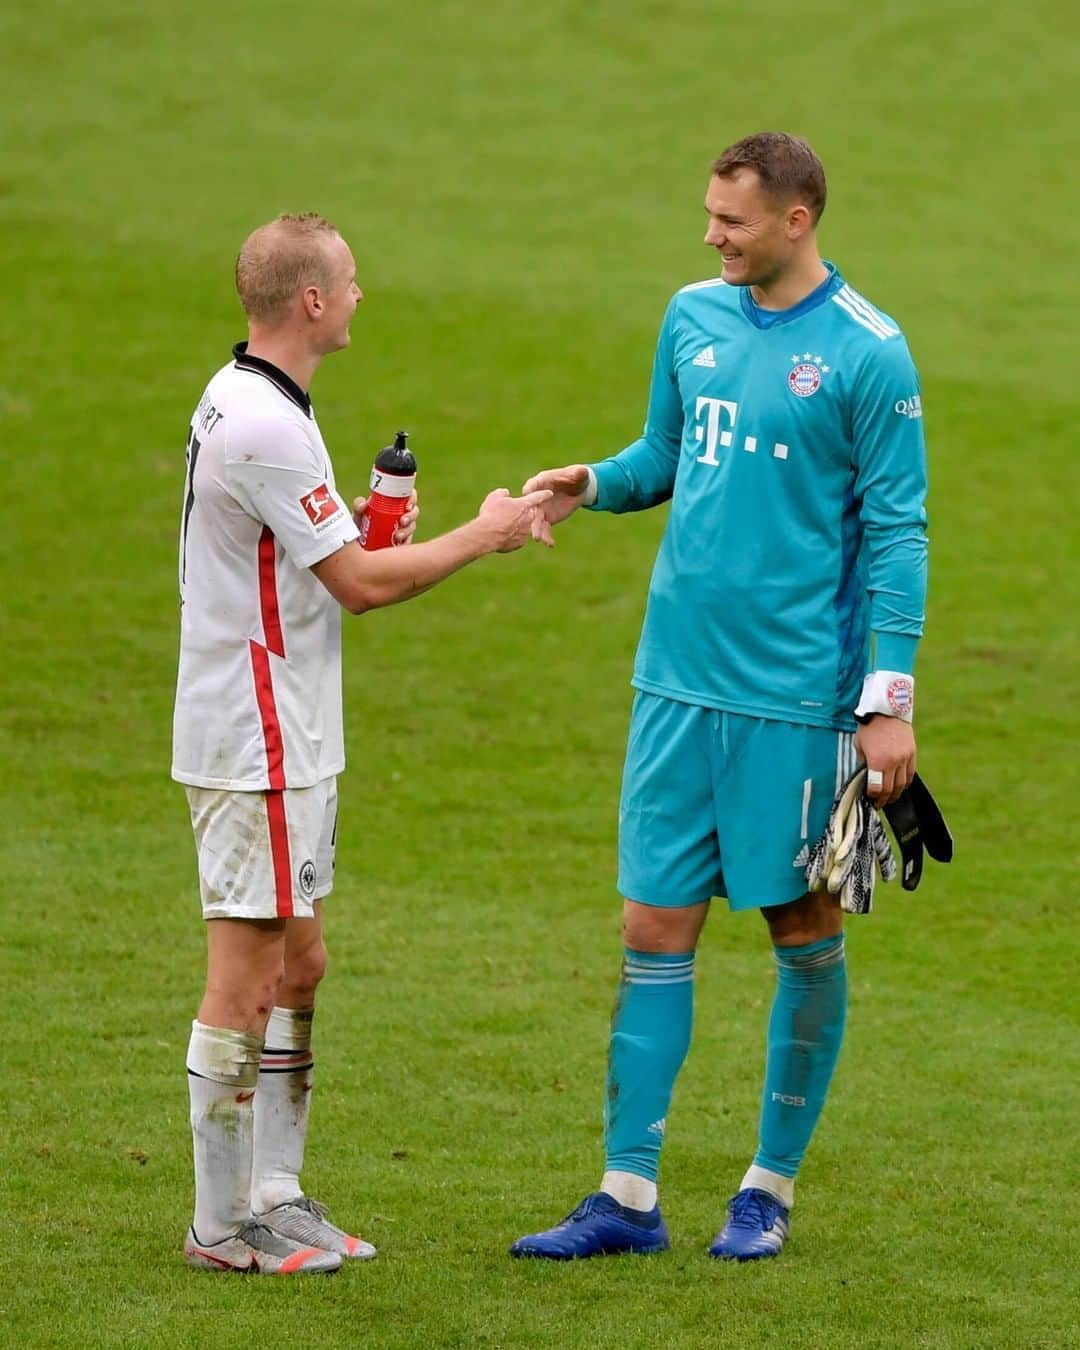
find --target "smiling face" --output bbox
[703,167,806,290]
[309,232,363,354]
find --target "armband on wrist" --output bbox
[854,670,915,723]
[582,466,598,506]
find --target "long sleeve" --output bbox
[851,337,929,675]
[588,299,683,514]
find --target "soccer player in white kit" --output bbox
[173,213,551,1274]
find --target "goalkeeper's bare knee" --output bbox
[761,890,842,947]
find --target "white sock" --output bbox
[600,1170,658,1212]
[186,1020,263,1243]
[251,1006,315,1214]
[740,1163,795,1209]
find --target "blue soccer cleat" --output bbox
[708,1188,790,1261]
[510,1191,670,1260]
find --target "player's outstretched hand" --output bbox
[478,487,554,553]
[520,465,591,547]
[854,716,916,806]
[352,491,421,547]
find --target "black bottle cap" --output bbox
[374,429,417,475]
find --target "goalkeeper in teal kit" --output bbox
[511,133,929,1262]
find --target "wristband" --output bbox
[854,670,915,723]
[582,466,598,506]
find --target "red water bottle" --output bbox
[358,430,417,550]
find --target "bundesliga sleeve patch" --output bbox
[299,483,343,529]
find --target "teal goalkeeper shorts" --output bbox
[618,692,860,911]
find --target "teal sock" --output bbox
[754,933,847,1179]
[604,949,695,1182]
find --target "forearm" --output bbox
[317,521,492,614]
[588,434,679,514]
[865,527,927,674]
[855,526,927,721]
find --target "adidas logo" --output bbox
[692,346,716,368]
[647,1118,666,1137]
[791,843,810,869]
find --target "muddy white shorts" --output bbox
[185,778,338,920]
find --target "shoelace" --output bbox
[563,1194,614,1225]
[290,1197,330,1222]
[728,1191,776,1230]
[564,1200,595,1224]
[235,1221,276,1246]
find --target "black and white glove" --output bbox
[805,768,898,914]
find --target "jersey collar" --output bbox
[232,342,312,417]
[739,262,843,330]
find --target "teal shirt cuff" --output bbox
[586,460,627,513]
[873,632,919,675]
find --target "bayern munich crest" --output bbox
[887,677,914,717]
[788,353,829,398]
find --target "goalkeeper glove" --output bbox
[881,772,954,891]
[805,768,897,915]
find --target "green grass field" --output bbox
[2,0,1078,1345]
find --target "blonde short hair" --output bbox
[235,213,341,323]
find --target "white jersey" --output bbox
[172,345,359,791]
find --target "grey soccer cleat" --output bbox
[257,1196,377,1260]
[183,1219,342,1274]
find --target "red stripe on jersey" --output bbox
[249,639,285,789]
[257,526,286,658]
[265,788,294,919]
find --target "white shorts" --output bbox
[185,779,338,921]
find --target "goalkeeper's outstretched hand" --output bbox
[521,465,592,547]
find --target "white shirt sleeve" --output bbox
[224,411,359,569]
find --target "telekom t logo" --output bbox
[694,396,789,464]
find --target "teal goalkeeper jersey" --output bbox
[589,263,928,731]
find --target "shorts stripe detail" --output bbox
[249,640,285,790]
[835,731,856,793]
[257,527,286,658]
[800,778,812,839]
[264,789,293,918]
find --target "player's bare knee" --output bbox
[281,940,328,1002]
[623,899,707,953]
[201,953,284,1031]
[763,890,842,947]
